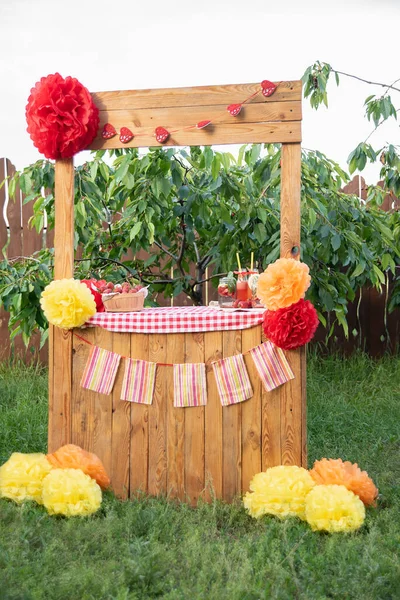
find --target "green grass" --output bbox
[0,354,399,600]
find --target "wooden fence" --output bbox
[0,159,399,362]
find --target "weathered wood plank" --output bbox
[111,332,131,499]
[130,333,150,496]
[204,331,223,501]
[280,142,304,466]
[89,120,301,150]
[148,334,167,496]
[222,330,242,501]
[91,81,302,111]
[241,326,262,493]
[184,332,205,505]
[166,333,185,499]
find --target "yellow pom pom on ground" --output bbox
[42,468,102,517]
[243,465,316,520]
[0,452,53,504]
[305,484,366,533]
[40,278,96,329]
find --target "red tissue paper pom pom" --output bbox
[26,73,99,159]
[81,280,105,313]
[263,298,319,350]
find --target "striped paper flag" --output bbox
[173,363,207,407]
[120,358,157,404]
[80,345,121,395]
[212,354,253,406]
[249,341,294,392]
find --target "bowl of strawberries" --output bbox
[95,280,148,312]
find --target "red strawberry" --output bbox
[197,120,211,129]
[227,104,242,116]
[261,80,277,97]
[102,123,117,139]
[119,127,134,144]
[155,127,169,143]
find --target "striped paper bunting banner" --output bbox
[173,363,207,407]
[249,341,294,392]
[120,358,157,404]
[212,354,253,406]
[80,345,121,395]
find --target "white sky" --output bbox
[0,0,399,184]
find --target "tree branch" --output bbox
[153,240,178,261]
[329,66,400,93]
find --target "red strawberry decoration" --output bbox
[155,127,169,143]
[227,103,242,116]
[102,123,117,140]
[197,120,211,129]
[119,127,134,144]
[261,80,277,97]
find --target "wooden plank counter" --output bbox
[66,326,306,504]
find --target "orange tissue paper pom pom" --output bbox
[310,458,378,507]
[46,444,110,490]
[256,258,311,311]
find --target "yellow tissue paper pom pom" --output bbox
[42,468,102,517]
[243,465,316,520]
[305,484,365,533]
[256,258,311,311]
[40,279,96,329]
[0,452,53,504]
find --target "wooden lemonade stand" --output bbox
[49,80,305,503]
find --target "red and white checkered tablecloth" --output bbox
[86,306,266,334]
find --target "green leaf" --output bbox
[129,221,142,242]
[351,263,365,278]
[331,233,341,251]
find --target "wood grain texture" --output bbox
[166,334,185,499]
[148,334,167,496]
[280,142,305,466]
[91,81,302,111]
[204,331,223,501]
[241,326,262,493]
[49,159,75,453]
[71,328,96,452]
[130,333,150,496]
[90,328,113,477]
[184,333,205,505]
[300,345,308,468]
[95,101,301,132]
[222,330,242,501]
[90,121,301,150]
[111,332,131,499]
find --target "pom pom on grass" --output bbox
[243,465,316,520]
[46,444,110,490]
[0,453,53,504]
[40,279,96,329]
[42,468,102,517]
[305,484,366,533]
[310,458,378,506]
[256,258,311,311]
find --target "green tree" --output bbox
[1,144,399,346]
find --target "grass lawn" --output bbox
[0,353,399,600]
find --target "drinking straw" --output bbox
[236,252,242,271]
[250,252,254,272]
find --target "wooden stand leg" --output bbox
[48,159,74,452]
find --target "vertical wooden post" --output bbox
[48,158,74,452]
[279,143,307,467]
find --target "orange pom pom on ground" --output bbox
[46,444,110,490]
[256,258,311,311]
[310,458,378,507]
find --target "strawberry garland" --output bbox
[102,80,279,145]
